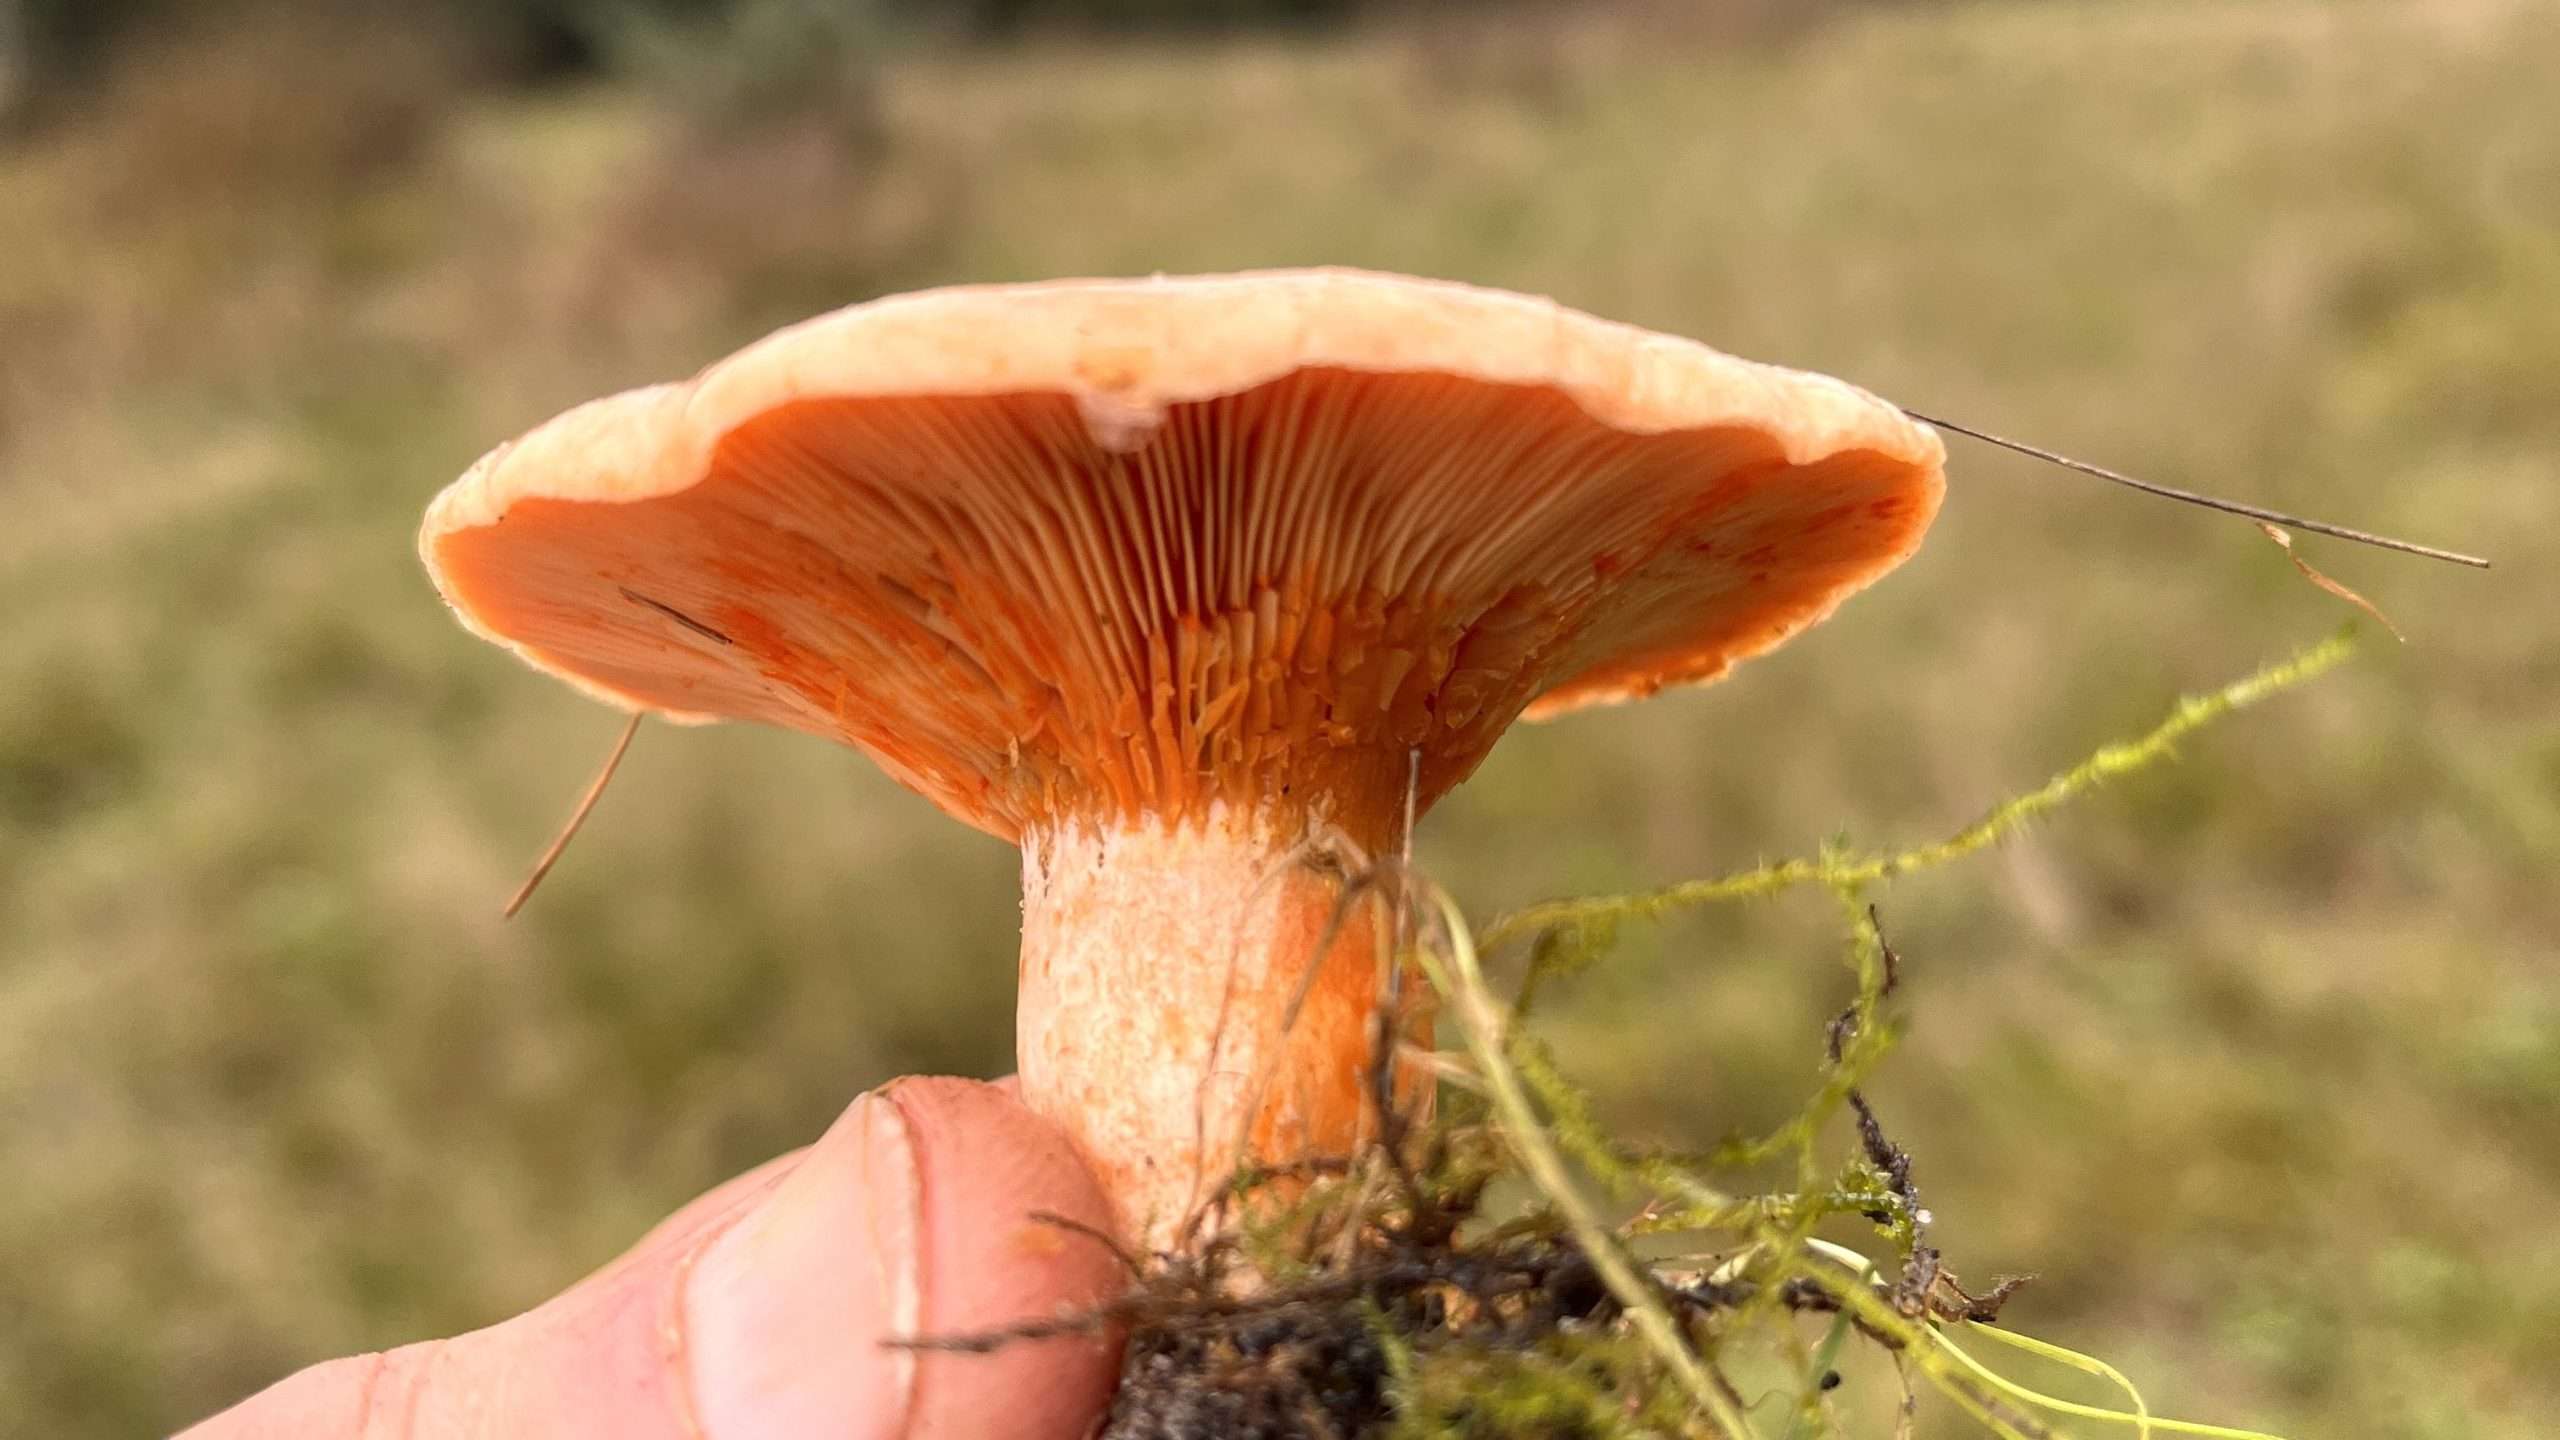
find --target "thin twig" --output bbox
[1906,409,2491,569]
[1027,1209,1149,1278]
[1402,747,1420,866]
[502,711,642,919]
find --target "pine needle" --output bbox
[502,711,643,919]
[1908,409,2490,569]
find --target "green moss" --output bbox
[1372,639,2354,1438]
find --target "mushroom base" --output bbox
[1017,811,1431,1251]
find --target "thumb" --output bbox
[182,1077,1126,1440]
[688,1075,1126,1437]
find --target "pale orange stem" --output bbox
[1014,810,1431,1250]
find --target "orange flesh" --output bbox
[429,366,1935,1242]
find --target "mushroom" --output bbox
[422,269,1944,1249]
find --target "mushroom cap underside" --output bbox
[423,269,1944,841]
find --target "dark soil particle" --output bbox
[1099,1299,1396,1440]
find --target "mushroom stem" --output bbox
[1017,808,1433,1251]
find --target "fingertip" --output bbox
[687,1077,1125,1440]
[888,1078,1127,1438]
[183,1080,1124,1440]
[173,1351,386,1439]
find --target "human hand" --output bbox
[182,1077,1125,1440]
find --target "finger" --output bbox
[687,1075,1124,1439]
[582,1068,1016,1292]
[182,1077,1124,1440]
[567,1073,1019,1316]
[551,1148,806,1309]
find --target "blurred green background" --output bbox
[2,0,2554,1434]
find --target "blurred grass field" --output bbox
[3,0,2556,1434]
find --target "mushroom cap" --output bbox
[423,269,1943,842]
